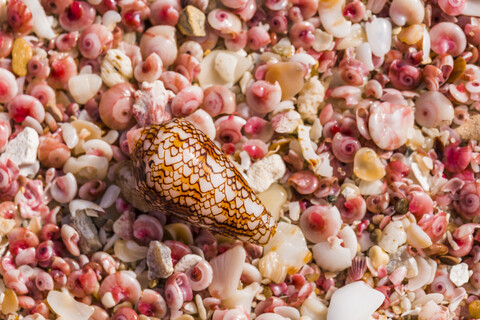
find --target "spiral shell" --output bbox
[131,118,277,245]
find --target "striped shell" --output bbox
[131,118,277,245]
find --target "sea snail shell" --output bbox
[131,118,277,245]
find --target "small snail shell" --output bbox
[131,118,277,245]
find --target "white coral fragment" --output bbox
[246,154,286,193]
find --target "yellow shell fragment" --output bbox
[2,289,19,315]
[12,38,33,77]
[265,62,305,100]
[353,147,386,182]
[397,24,424,45]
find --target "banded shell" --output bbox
[131,118,277,245]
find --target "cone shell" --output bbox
[131,118,277,245]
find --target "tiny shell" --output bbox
[68,74,102,104]
[300,293,328,320]
[47,290,94,320]
[365,18,392,57]
[378,221,407,253]
[263,222,312,276]
[198,50,252,87]
[12,38,32,77]
[114,239,148,262]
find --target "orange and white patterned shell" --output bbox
[131,118,277,245]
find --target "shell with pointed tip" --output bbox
[130,118,277,245]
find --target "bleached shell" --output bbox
[378,220,407,253]
[63,155,109,183]
[23,0,56,39]
[114,239,148,262]
[198,50,253,87]
[263,222,312,275]
[300,293,328,320]
[326,281,384,320]
[365,18,392,57]
[47,291,94,320]
[407,257,437,291]
[209,245,246,300]
[318,0,352,38]
[222,282,260,313]
[313,237,354,272]
[68,74,102,104]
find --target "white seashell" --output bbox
[406,223,432,249]
[389,0,425,26]
[365,18,392,57]
[358,179,383,195]
[209,245,246,300]
[215,52,238,83]
[61,123,79,149]
[313,236,353,272]
[99,184,121,208]
[101,49,134,87]
[418,300,446,320]
[263,222,312,275]
[258,251,288,283]
[301,293,328,320]
[69,199,105,217]
[102,130,119,145]
[223,282,260,313]
[114,239,148,262]
[411,162,431,192]
[242,263,262,283]
[326,281,384,320]
[68,74,102,104]
[63,155,109,183]
[336,24,366,50]
[82,139,113,161]
[23,0,56,39]
[313,29,334,52]
[198,50,253,88]
[102,10,122,31]
[51,173,78,204]
[355,42,374,71]
[274,306,301,320]
[422,26,431,62]
[407,257,436,291]
[298,125,333,177]
[412,293,444,309]
[256,314,289,320]
[246,154,286,193]
[339,226,357,259]
[318,0,352,38]
[378,220,407,253]
[174,254,203,273]
[47,290,94,320]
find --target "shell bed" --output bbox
[2,0,480,319]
